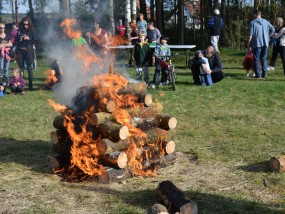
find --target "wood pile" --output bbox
[48,74,178,183]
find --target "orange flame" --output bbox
[61,19,81,39]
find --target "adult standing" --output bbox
[137,13,147,33]
[127,21,139,66]
[247,9,275,78]
[268,17,284,71]
[15,17,38,91]
[147,22,161,66]
[0,23,12,82]
[86,22,110,56]
[191,46,224,86]
[272,22,285,76]
[208,9,224,53]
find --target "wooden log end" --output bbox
[164,141,175,155]
[97,139,108,155]
[119,126,129,140]
[168,117,177,130]
[144,94,153,107]
[117,152,128,169]
[269,155,285,173]
[147,204,169,214]
[180,202,198,214]
[50,131,58,144]
[106,100,116,113]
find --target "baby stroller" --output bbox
[157,58,176,90]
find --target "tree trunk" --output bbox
[177,0,184,44]
[131,0,137,21]
[108,0,115,35]
[139,0,147,19]
[125,0,132,37]
[28,0,35,21]
[150,0,155,21]
[155,0,163,32]
[59,0,70,18]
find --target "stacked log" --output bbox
[48,80,178,183]
[269,155,285,173]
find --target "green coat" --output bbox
[132,42,151,66]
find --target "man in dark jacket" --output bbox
[191,46,224,86]
[208,9,224,53]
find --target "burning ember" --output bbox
[48,19,177,183]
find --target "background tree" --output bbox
[155,0,163,32]
[139,0,147,19]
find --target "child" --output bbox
[9,68,25,95]
[197,50,213,86]
[0,83,5,97]
[132,33,151,84]
[151,36,171,87]
[242,48,255,77]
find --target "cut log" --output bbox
[156,180,198,214]
[99,151,128,169]
[47,154,70,170]
[156,114,177,130]
[106,100,116,113]
[50,130,73,154]
[145,128,169,145]
[53,115,65,130]
[125,103,163,117]
[131,117,159,131]
[99,121,129,141]
[118,82,148,95]
[138,93,153,107]
[90,112,112,126]
[269,155,285,173]
[143,152,177,170]
[97,138,131,155]
[163,140,175,155]
[147,204,169,214]
[98,167,132,183]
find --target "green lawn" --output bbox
[0,49,284,214]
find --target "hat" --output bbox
[214,9,220,15]
[160,36,169,41]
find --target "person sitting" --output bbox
[191,46,224,86]
[0,82,5,97]
[151,36,171,87]
[9,68,25,95]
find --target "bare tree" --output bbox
[139,0,147,19]
[125,0,131,35]
[108,0,115,34]
[131,0,136,21]
[155,0,163,32]
[177,0,184,44]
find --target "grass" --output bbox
[0,48,285,214]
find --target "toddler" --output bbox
[197,51,213,86]
[242,48,255,77]
[9,68,25,95]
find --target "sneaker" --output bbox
[267,66,274,71]
[149,83,156,89]
[20,91,25,95]
[246,73,250,77]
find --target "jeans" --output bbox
[252,46,268,77]
[210,35,220,52]
[200,73,213,86]
[0,55,10,81]
[136,66,149,84]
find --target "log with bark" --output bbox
[99,121,129,141]
[98,167,132,183]
[269,155,285,173]
[99,151,128,169]
[156,180,198,214]
[47,154,70,170]
[155,114,177,130]
[143,152,177,171]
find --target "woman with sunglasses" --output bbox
[0,23,12,82]
[15,16,38,91]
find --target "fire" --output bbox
[48,19,170,182]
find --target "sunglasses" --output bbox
[24,23,30,26]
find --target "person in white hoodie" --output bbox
[272,21,285,75]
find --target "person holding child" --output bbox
[9,68,25,95]
[196,50,213,86]
[151,36,171,87]
[0,23,13,82]
[132,32,151,84]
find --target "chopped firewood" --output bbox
[269,155,285,173]
[118,82,148,95]
[98,167,132,183]
[139,93,152,107]
[97,138,131,155]
[156,180,198,214]
[143,152,177,170]
[53,115,65,130]
[99,121,129,141]
[147,204,169,214]
[99,151,128,169]
[47,154,70,170]
[163,140,175,155]
[145,128,169,144]
[156,114,177,130]
[90,112,112,126]
[125,103,163,118]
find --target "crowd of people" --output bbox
[1,8,285,96]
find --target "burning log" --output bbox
[269,155,285,173]
[156,180,198,214]
[90,112,112,126]
[99,121,129,141]
[50,130,72,154]
[98,167,132,183]
[125,103,163,118]
[147,204,169,214]
[143,152,177,171]
[99,99,117,113]
[47,154,70,170]
[53,115,65,130]
[97,138,131,155]
[99,151,128,169]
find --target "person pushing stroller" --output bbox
[151,36,171,87]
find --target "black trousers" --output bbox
[279,46,285,75]
[17,48,34,90]
[11,85,24,93]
